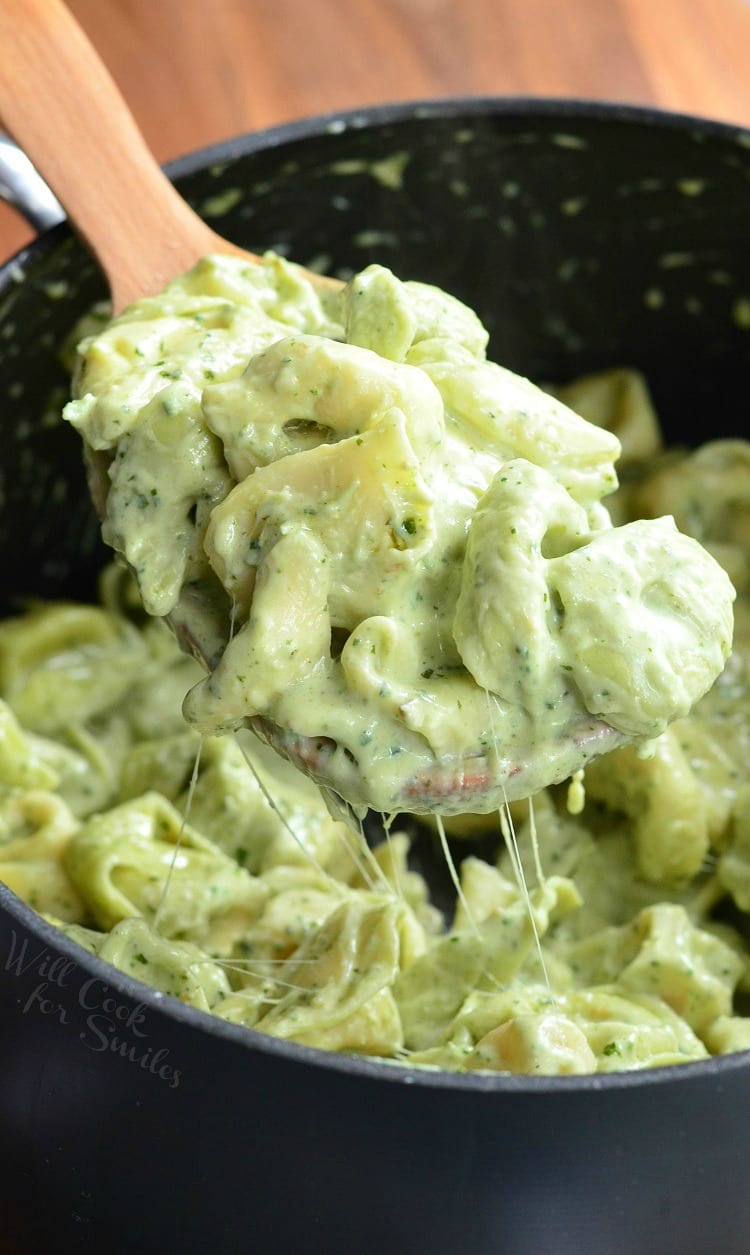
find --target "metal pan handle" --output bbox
[0,132,64,232]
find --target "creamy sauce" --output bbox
[3,365,750,1075]
[63,255,733,815]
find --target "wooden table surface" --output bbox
[1,0,749,262]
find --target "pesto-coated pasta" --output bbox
[1,456,749,1075]
[64,256,733,816]
[2,280,749,1073]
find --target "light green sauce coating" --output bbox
[63,257,733,815]
[3,367,750,1074]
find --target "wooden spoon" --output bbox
[0,0,338,313]
[0,0,630,819]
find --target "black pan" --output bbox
[1,98,750,1255]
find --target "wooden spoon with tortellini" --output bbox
[0,0,735,821]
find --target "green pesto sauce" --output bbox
[63,255,734,816]
[3,372,750,1074]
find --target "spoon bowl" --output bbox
[249,714,628,818]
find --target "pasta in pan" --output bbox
[3,366,750,1075]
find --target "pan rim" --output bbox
[4,876,748,1097]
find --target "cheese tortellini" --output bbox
[3,376,750,1081]
[64,256,733,815]
[4,254,744,1077]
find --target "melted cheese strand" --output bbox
[213,956,323,971]
[232,732,345,891]
[435,813,479,934]
[500,793,555,1002]
[380,810,406,903]
[481,688,554,998]
[154,734,203,931]
[528,794,545,886]
[232,734,394,898]
[341,810,394,896]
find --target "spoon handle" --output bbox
[0,0,248,311]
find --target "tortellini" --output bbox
[454,462,733,739]
[64,791,267,952]
[64,255,733,814]
[551,367,663,466]
[584,732,712,883]
[0,788,83,921]
[2,541,750,1076]
[202,332,446,477]
[248,898,410,1054]
[102,395,233,616]
[2,249,748,1075]
[65,916,232,1012]
[0,603,145,733]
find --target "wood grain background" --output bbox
[1,0,749,261]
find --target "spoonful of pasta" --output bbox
[0,0,735,820]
